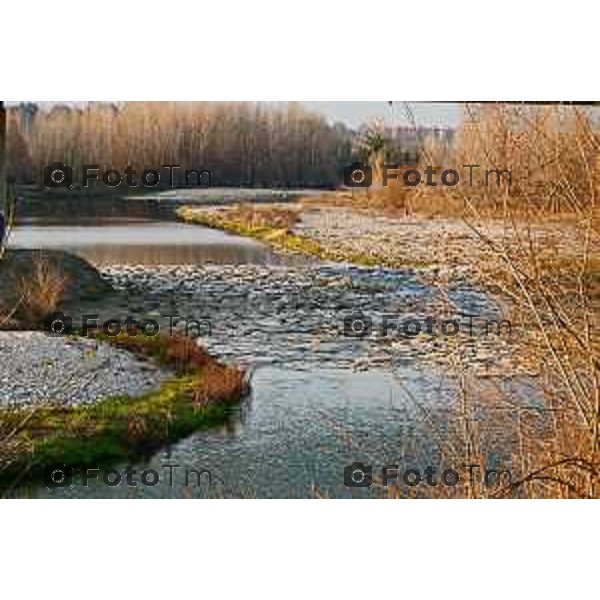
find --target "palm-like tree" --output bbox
[355,121,386,188]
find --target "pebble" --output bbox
[0,331,171,409]
[96,262,521,375]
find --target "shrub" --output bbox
[17,255,68,325]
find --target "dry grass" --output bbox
[416,104,600,498]
[343,104,600,222]
[92,332,247,408]
[304,180,419,217]
[193,363,247,408]
[222,203,300,231]
[0,192,19,327]
[17,255,68,325]
[0,332,248,485]
[94,331,211,371]
[319,105,600,498]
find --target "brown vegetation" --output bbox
[313,105,600,498]
[0,332,248,486]
[4,100,599,497]
[96,332,248,408]
[408,105,600,498]
[213,203,300,231]
[17,255,68,325]
[6,102,352,188]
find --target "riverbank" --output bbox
[0,332,171,408]
[0,331,248,489]
[177,203,429,268]
[0,249,114,329]
[177,199,600,300]
[175,201,478,272]
[14,185,332,223]
[0,247,249,489]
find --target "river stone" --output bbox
[0,331,171,408]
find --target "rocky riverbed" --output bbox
[294,207,486,270]
[182,201,596,278]
[1,201,550,413]
[0,332,171,409]
[96,262,535,378]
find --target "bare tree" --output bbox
[9,102,353,189]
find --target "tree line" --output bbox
[6,102,355,188]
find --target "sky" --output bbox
[303,102,460,128]
[6,101,461,129]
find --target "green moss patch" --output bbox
[0,333,248,487]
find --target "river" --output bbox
[8,191,512,498]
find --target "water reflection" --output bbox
[10,221,281,265]
[18,365,450,498]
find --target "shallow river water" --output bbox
[8,194,519,498]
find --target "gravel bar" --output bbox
[0,332,171,409]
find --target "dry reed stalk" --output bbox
[437,104,600,498]
[17,255,68,325]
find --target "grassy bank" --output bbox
[0,333,248,488]
[177,204,429,269]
